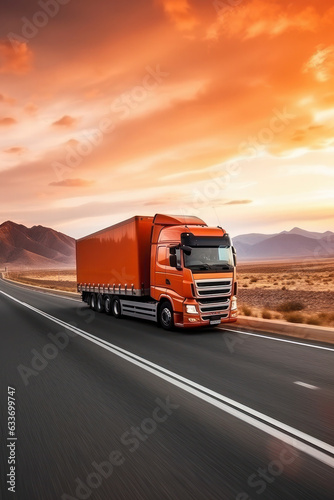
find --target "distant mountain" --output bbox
[0,221,75,269]
[234,227,334,261]
[284,227,334,240]
[233,232,276,246]
[1,221,333,267]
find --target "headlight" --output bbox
[186,304,198,314]
[231,297,237,311]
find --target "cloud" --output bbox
[157,0,198,31]
[49,178,95,187]
[303,45,334,81]
[288,119,334,149]
[224,200,252,205]
[0,0,333,237]
[0,39,33,74]
[52,115,78,127]
[65,139,80,147]
[207,1,319,40]
[0,93,15,105]
[24,103,38,116]
[4,147,26,154]
[287,166,334,177]
[0,117,17,126]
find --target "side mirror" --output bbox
[169,254,177,268]
[180,245,192,255]
[232,246,237,266]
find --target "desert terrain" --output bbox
[5,270,77,293]
[237,258,334,326]
[4,258,334,327]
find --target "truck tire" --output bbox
[112,297,122,318]
[89,293,97,310]
[97,294,104,313]
[104,295,112,315]
[159,301,174,330]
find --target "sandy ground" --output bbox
[6,270,77,293]
[6,260,334,327]
[237,258,334,326]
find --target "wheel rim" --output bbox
[105,298,110,312]
[91,296,95,308]
[161,307,172,327]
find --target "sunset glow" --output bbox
[1,0,334,237]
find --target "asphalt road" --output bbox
[0,276,333,500]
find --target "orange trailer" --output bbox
[76,216,153,295]
[76,214,238,329]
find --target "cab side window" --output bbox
[157,246,167,266]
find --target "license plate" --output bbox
[210,319,221,325]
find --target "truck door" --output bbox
[154,245,167,293]
[166,246,184,299]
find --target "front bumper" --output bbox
[174,298,238,328]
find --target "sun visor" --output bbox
[181,232,231,247]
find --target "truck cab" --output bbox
[150,214,238,329]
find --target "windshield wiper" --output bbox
[211,264,233,270]
[188,264,211,270]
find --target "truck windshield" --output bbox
[184,246,234,271]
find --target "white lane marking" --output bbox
[294,381,319,390]
[1,288,334,469]
[220,327,334,352]
[2,276,333,350]
[1,277,80,302]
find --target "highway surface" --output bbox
[0,276,333,499]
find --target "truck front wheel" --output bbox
[159,301,174,330]
[112,297,122,318]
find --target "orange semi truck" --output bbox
[76,214,238,329]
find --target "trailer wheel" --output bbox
[89,293,97,310]
[104,296,112,315]
[159,301,174,330]
[97,294,104,313]
[112,297,122,318]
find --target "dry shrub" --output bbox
[277,301,305,313]
[284,312,304,324]
[306,316,322,326]
[242,305,252,316]
[262,309,272,319]
[317,312,334,326]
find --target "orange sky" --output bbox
[1,0,333,238]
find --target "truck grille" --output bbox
[195,278,232,298]
[198,297,230,314]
